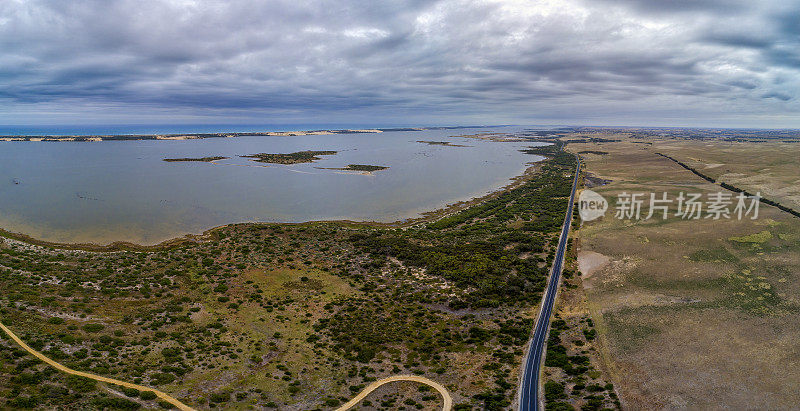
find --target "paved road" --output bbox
[0,321,194,411]
[336,374,452,411]
[519,155,580,411]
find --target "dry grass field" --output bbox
[567,132,800,409]
[651,139,800,211]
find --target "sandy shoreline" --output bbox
[0,129,382,142]
[0,126,501,142]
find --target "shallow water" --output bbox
[0,127,545,244]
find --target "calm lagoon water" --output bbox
[0,127,545,245]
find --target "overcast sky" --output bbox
[2,0,799,128]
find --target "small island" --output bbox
[417,140,470,147]
[241,150,337,164]
[317,164,389,173]
[163,156,228,162]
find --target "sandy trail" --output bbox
[0,321,194,411]
[2,320,453,411]
[335,374,452,411]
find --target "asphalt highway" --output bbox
[519,155,580,411]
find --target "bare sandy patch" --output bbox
[578,250,610,278]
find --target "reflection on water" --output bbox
[0,127,545,245]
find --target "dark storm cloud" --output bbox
[0,0,798,126]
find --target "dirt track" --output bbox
[2,320,455,411]
[0,321,194,411]
[335,374,453,411]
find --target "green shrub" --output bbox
[91,397,141,409]
[546,401,575,411]
[149,372,175,385]
[122,387,140,397]
[82,323,105,333]
[157,400,174,409]
[66,375,97,393]
[8,396,39,408]
[544,381,566,401]
[209,392,230,403]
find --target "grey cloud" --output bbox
[726,80,758,90]
[591,0,748,14]
[0,0,798,126]
[701,32,773,49]
[762,92,792,101]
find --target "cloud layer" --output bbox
[1,0,799,127]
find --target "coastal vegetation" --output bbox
[241,150,337,164]
[163,156,227,162]
[317,164,389,172]
[340,164,388,172]
[543,313,620,411]
[0,142,576,409]
[416,140,469,147]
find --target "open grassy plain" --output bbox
[644,138,800,211]
[565,131,800,409]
